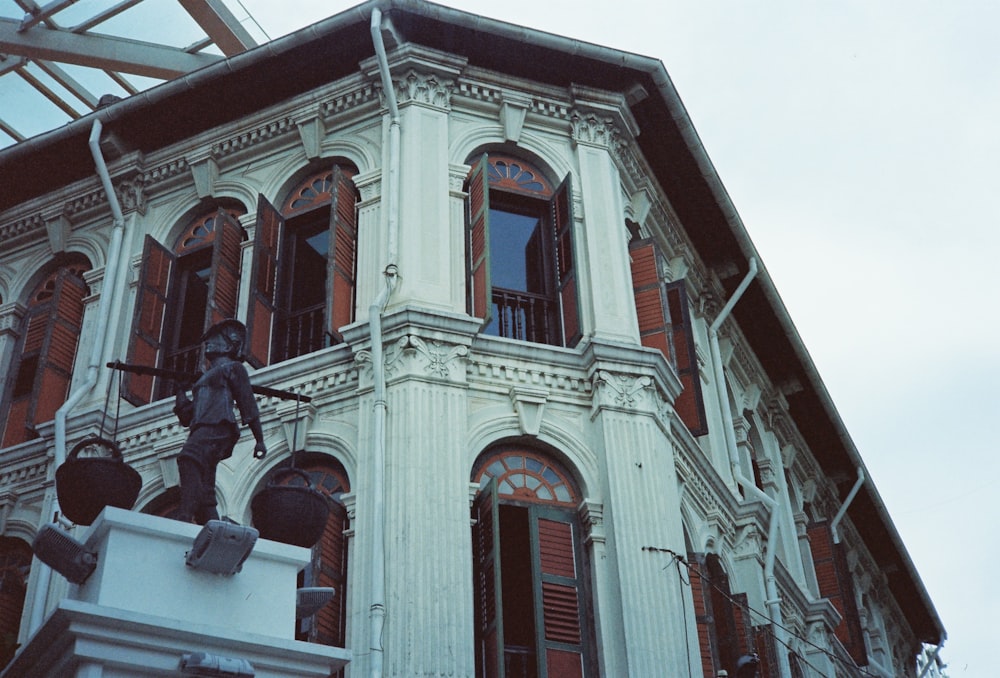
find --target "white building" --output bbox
[0,1,945,676]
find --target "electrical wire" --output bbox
[643,546,882,678]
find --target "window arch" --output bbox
[246,164,359,366]
[122,203,247,404]
[1,256,90,447]
[465,154,581,347]
[471,446,594,678]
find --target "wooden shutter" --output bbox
[550,176,581,348]
[473,478,504,678]
[807,521,867,666]
[326,166,357,345]
[313,500,348,646]
[466,155,492,328]
[665,280,708,435]
[205,209,244,329]
[123,236,174,405]
[32,271,87,425]
[629,239,673,359]
[753,624,779,678]
[1,270,87,446]
[246,194,284,368]
[687,552,720,678]
[531,506,588,678]
[629,239,708,435]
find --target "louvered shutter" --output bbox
[0,538,31,667]
[629,239,673,358]
[531,506,588,678]
[688,552,721,678]
[205,209,244,329]
[473,479,504,678]
[246,195,285,368]
[32,270,87,425]
[753,624,779,678]
[313,500,349,646]
[1,271,87,446]
[629,239,708,435]
[122,236,174,405]
[550,176,581,348]
[1,309,44,446]
[326,167,357,345]
[665,280,708,435]
[807,521,867,666]
[466,155,492,327]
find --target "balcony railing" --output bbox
[277,303,328,362]
[503,645,536,678]
[492,289,557,345]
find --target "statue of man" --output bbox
[172,319,267,524]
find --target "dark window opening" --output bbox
[160,247,213,390]
[277,211,332,361]
[484,197,559,345]
[499,504,539,678]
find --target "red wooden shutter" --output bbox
[246,194,284,368]
[532,507,587,678]
[550,176,581,348]
[1,270,88,446]
[629,239,708,435]
[326,166,357,344]
[473,479,504,678]
[807,521,867,666]
[314,500,348,646]
[123,235,174,405]
[665,280,708,436]
[466,155,492,328]
[32,270,87,425]
[753,624,779,678]
[205,209,244,329]
[687,552,720,678]
[629,239,673,359]
[0,538,32,667]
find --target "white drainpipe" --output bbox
[830,466,865,544]
[368,8,400,678]
[28,118,128,634]
[708,258,791,678]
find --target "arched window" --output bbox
[266,456,350,650]
[466,154,581,348]
[246,165,359,366]
[123,205,246,404]
[1,256,90,447]
[471,447,594,678]
[0,537,31,670]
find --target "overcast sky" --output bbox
[5,0,995,673]
[249,2,997,672]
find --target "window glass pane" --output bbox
[525,457,543,473]
[541,467,560,485]
[499,479,515,495]
[525,476,541,491]
[490,209,544,293]
[554,485,571,503]
[488,461,506,477]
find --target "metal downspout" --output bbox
[28,119,128,634]
[368,8,399,678]
[708,258,791,678]
[830,466,865,544]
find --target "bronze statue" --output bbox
[172,319,266,524]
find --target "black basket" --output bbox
[56,436,142,525]
[251,467,330,548]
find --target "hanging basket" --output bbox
[56,436,142,526]
[251,468,330,548]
